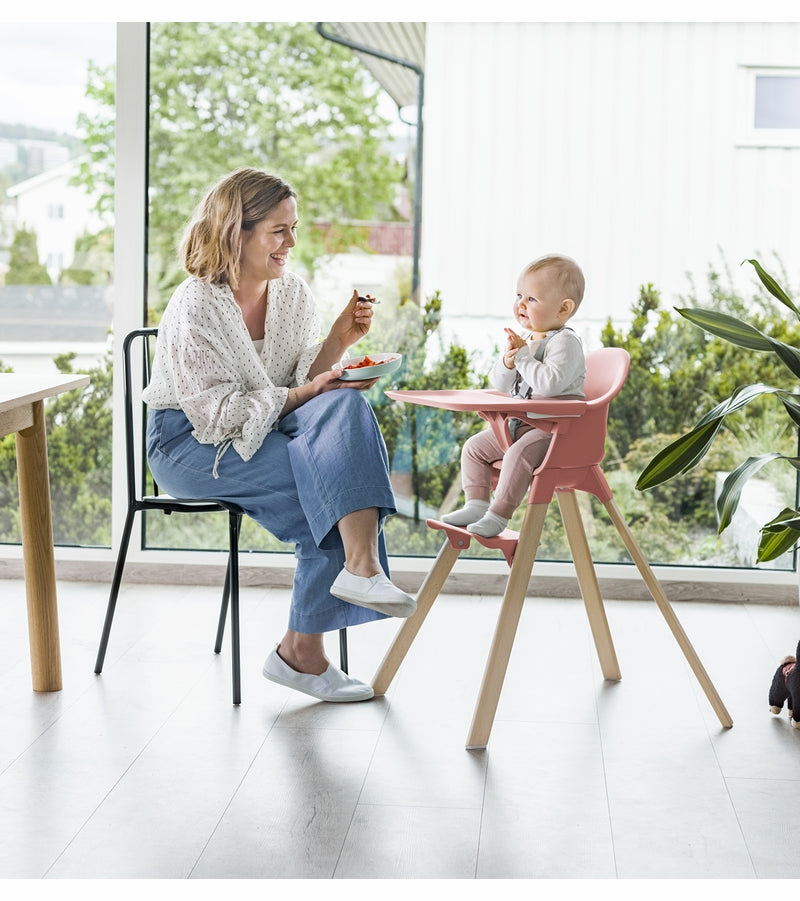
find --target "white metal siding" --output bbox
[421,21,800,355]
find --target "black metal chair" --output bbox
[94,327,348,705]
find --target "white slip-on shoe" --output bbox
[262,646,374,702]
[330,568,417,618]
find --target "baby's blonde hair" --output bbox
[523,254,585,308]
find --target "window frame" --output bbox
[737,64,800,148]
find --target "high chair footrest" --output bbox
[426,519,519,566]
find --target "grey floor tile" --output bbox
[336,803,482,878]
[727,777,800,878]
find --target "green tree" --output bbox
[5,227,51,285]
[60,227,114,285]
[74,22,405,305]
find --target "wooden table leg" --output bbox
[15,400,62,692]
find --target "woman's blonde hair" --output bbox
[180,168,297,288]
[524,254,585,308]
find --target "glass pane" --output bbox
[0,22,116,547]
[144,21,413,556]
[754,75,800,129]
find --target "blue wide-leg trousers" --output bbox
[146,389,397,633]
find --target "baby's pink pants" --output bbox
[459,422,552,519]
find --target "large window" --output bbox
[1,22,793,578]
[0,22,115,547]
[137,22,796,573]
[142,21,424,557]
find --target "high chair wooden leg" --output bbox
[466,502,549,750]
[602,497,733,728]
[372,539,462,696]
[557,490,622,681]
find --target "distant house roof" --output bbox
[6,157,83,198]
[324,22,425,110]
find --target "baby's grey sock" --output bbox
[466,511,509,538]
[441,500,490,527]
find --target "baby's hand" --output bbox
[502,328,526,369]
[504,328,526,351]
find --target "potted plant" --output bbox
[636,259,800,563]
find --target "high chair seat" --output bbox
[374,347,732,749]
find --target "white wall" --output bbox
[420,21,800,358]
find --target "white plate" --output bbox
[339,353,403,381]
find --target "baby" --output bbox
[442,254,586,537]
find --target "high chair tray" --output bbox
[384,388,586,418]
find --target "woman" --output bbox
[143,167,414,703]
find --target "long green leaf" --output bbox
[766,335,800,378]
[763,509,800,533]
[781,394,800,429]
[695,383,783,427]
[676,307,773,351]
[716,453,783,532]
[758,526,799,562]
[636,417,723,489]
[758,507,800,563]
[638,384,794,493]
[744,259,800,317]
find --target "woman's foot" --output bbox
[331,568,416,617]
[441,500,490,527]
[262,645,374,702]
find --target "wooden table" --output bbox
[0,373,91,691]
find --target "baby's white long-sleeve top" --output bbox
[490,326,586,399]
[142,273,324,462]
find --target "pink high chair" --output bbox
[375,347,732,748]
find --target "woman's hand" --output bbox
[328,290,377,353]
[312,367,378,395]
[309,290,379,378]
[282,367,378,415]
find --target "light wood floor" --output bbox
[1,575,799,886]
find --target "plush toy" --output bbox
[769,639,800,729]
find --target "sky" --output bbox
[0,21,115,134]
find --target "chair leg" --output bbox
[338,628,349,674]
[556,490,621,681]
[372,539,462,696]
[466,502,549,750]
[228,513,242,706]
[214,565,231,655]
[602,497,733,728]
[94,507,136,674]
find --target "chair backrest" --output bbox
[527,346,630,503]
[583,346,631,409]
[121,327,159,504]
